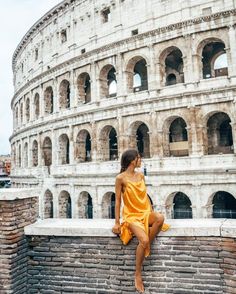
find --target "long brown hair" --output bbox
[120,149,139,173]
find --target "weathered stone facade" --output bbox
[10,0,236,219]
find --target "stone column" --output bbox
[148,45,159,91]
[69,70,76,108]
[91,121,97,161]
[69,126,74,164]
[90,62,99,104]
[51,129,57,166]
[39,84,44,118]
[227,25,236,78]
[230,122,236,154]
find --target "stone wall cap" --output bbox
[24,218,236,238]
[0,188,40,201]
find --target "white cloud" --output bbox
[0,0,62,155]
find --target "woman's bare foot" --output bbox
[135,272,144,293]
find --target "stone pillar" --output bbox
[39,84,44,118]
[147,44,158,91]
[53,78,58,113]
[0,189,39,294]
[69,126,74,164]
[227,25,236,78]
[192,53,202,82]
[230,122,236,154]
[90,62,99,104]
[91,121,97,161]
[51,129,57,166]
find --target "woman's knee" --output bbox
[156,213,164,225]
[139,236,149,249]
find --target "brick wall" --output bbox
[25,219,236,294]
[0,191,235,294]
[0,189,38,294]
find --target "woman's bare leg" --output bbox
[128,223,149,293]
[148,212,164,244]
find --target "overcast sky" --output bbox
[0,0,62,155]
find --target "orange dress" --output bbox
[120,179,170,257]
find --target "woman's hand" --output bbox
[112,224,121,235]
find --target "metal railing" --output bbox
[213,209,236,219]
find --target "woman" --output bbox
[112,149,170,293]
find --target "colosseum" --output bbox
[10,0,236,221]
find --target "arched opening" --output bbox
[44,86,53,115]
[207,112,233,154]
[58,134,70,164]
[99,126,118,161]
[133,59,148,92]
[202,41,228,79]
[59,191,72,218]
[108,68,117,97]
[75,130,92,162]
[44,190,53,218]
[32,140,38,167]
[102,192,115,218]
[59,80,70,109]
[136,123,150,158]
[34,93,40,119]
[212,191,236,218]
[127,57,148,92]
[173,192,192,219]
[169,117,188,157]
[25,98,30,122]
[78,192,93,219]
[164,48,184,86]
[23,142,28,167]
[42,137,52,166]
[109,128,118,160]
[77,73,91,103]
[100,65,117,98]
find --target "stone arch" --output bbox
[159,46,184,86]
[44,189,53,218]
[32,140,38,167]
[99,64,117,98]
[42,137,52,166]
[210,191,236,219]
[206,112,233,155]
[34,93,40,119]
[44,86,53,115]
[129,121,150,158]
[25,97,30,122]
[78,191,93,219]
[77,72,91,103]
[58,190,72,218]
[58,134,70,165]
[23,142,28,167]
[163,116,189,157]
[166,192,192,219]
[59,79,70,109]
[101,192,115,218]
[126,56,148,93]
[75,129,92,162]
[197,38,228,79]
[98,125,118,161]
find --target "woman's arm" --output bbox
[112,176,122,234]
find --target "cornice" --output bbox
[11,8,236,107]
